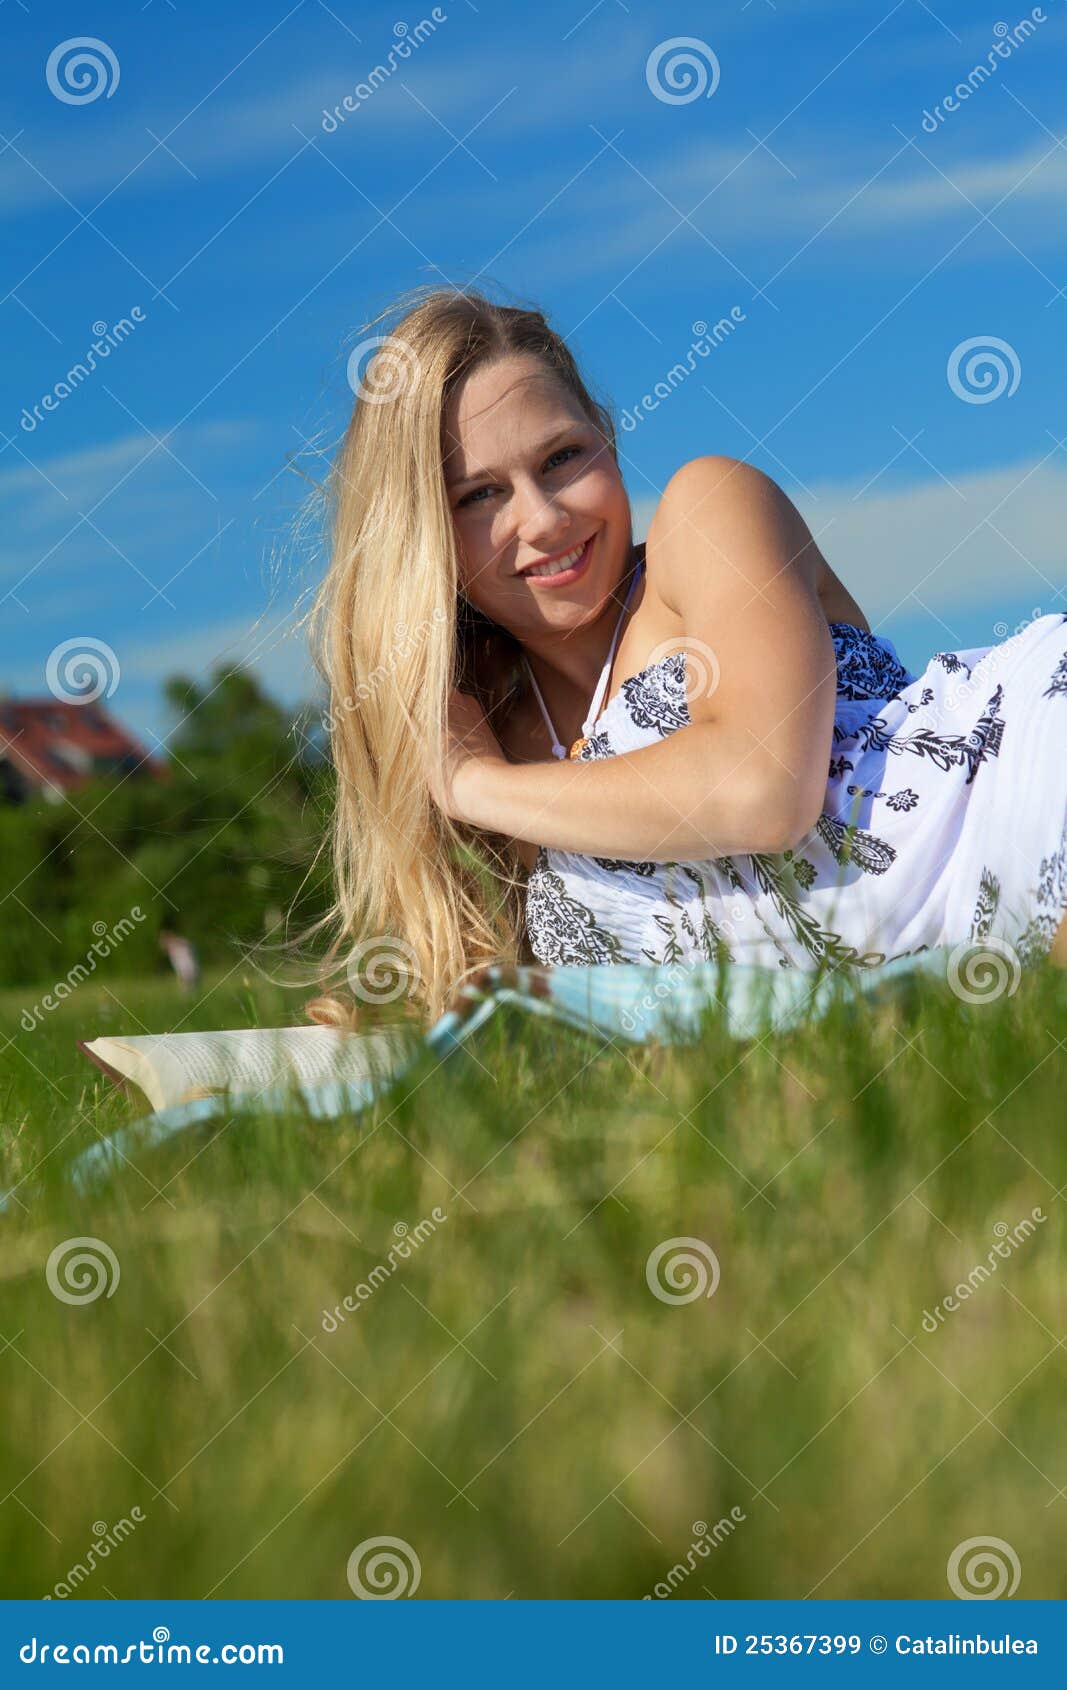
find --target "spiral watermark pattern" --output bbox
[45,1237,120,1305]
[646,37,720,105]
[344,935,423,1004]
[45,637,120,704]
[46,37,120,104]
[946,937,1021,1004]
[646,636,721,711]
[346,1535,421,1598]
[947,336,1020,404]
[947,1535,1021,1599]
[346,334,421,403]
[646,1237,720,1305]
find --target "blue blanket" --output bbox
[4,949,954,1209]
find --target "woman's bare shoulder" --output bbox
[650,455,870,631]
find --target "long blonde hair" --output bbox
[299,284,620,1031]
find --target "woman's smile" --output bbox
[522,534,595,588]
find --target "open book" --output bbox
[77,1024,420,1113]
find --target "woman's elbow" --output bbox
[749,771,826,856]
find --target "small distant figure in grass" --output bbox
[159,928,201,996]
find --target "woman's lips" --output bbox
[523,535,594,588]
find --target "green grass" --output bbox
[1,958,1065,1600]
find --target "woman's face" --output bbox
[443,354,633,639]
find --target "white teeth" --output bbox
[527,542,587,578]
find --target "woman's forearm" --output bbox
[461,724,807,861]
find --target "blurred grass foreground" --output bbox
[1,664,1065,1598]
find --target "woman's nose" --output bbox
[512,480,569,545]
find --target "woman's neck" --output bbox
[519,541,645,706]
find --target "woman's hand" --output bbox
[426,688,508,823]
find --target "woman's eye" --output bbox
[456,445,583,509]
[546,445,583,472]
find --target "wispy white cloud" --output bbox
[788,451,1067,627]
[632,453,1067,630]
[121,601,308,692]
[503,131,1067,285]
[0,28,647,217]
[0,420,255,503]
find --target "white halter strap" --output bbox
[521,557,644,759]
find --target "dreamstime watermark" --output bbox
[919,11,1047,132]
[345,333,422,401]
[46,37,120,104]
[18,1633,283,1667]
[21,909,147,1031]
[993,607,1046,643]
[346,1536,422,1597]
[620,961,693,1037]
[20,312,146,433]
[920,1209,1046,1333]
[947,1535,1021,1598]
[646,635,721,708]
[946,936,1021,1004]
[45,636,121,703]
[620,894,751,1003]
[620,312,745,430]
[321,11,448,130]
[646,1237,720,1305]
[321,1208,448,1331]
[321,609,447,733]
[642,1509,747,1598]
[344,934,424,1005]
[43,1510,147,1599]
[941,607,1045,712]
[646,37,721,105]
[947,336,1020,404]
[45,1237,121,1305]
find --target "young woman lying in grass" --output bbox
[302,285,1067,1028]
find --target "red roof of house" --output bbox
[0,697,168,797]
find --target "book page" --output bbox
[81,1025,419,1110]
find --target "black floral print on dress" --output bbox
[827,621,913,701]
[524,615,1067,972]
[1043,651,1067,700]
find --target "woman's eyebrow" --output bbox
[445,425,581,490]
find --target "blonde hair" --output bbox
[297,284,620,1032]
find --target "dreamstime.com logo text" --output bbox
[321,610,447,734]
[43,1510,146,1599]
[321,1208,448,1330]
[22,909,146,1031]
[620,962,693,1037]
[919,10,1047,132]
[620,311,745,431]
[643,1509,747,1598]
[19,1628,283,1666]
[321,10,447,130]
[19,312,146,433]
[941,608,1045,714]
[920,1208,1046,1332]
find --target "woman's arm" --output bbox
[455,456,840,862]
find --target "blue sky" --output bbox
[3,0,1066,753]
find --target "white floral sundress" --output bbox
[525,614,1067,971]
